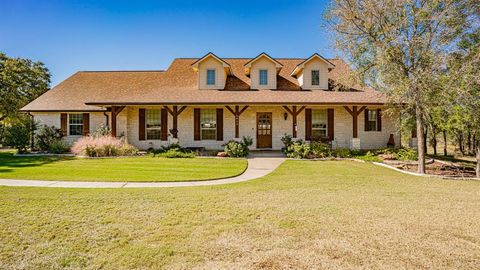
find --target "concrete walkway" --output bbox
[0,155,286,188]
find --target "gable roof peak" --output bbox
[244,52,283,76]
[244,52,283,68]
[191,52,232,74]
[291,53,335,77]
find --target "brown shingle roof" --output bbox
[21,58,386,111]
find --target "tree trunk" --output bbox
[467,130,472,154]
[423,125,428,156]
[476,139,480,178]
[416,108,426,174]
[443,130,448,156]
[458,133,465,156]
[432,126,437,156]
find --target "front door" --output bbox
[257,112,272,148]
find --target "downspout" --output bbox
[27,112,34,150]
[103,111,109,128]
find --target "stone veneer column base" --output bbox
[350,138,361,150]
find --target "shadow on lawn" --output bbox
[0,151,76,173]
[428,154,476,167]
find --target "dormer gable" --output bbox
[291,53,335,90]
[244,53,283,89]
[191,52,231,89]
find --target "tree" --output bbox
[3,117,35,153]
[445,19,480,177]
[325,0,470,173]
[0,52,50,140]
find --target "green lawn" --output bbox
[0,151,247,182]
[1,160,479,269]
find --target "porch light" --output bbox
[284,112,288,120]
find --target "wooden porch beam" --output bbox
[343,105,366,138]
[283,105,306,138]
[110,106,125,137]
[352,106,358,138]
[164,105,187,138]
[225,105,249,138]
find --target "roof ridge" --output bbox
[174,57,336,60]
[78,70,166,73]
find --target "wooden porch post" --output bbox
[283,105,306,138]
[343,105,366,138]
[164,105,187,138]
[225,105,249,138]
[110,106,125,137]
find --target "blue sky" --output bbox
[1,0,335,86]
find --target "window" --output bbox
[68,114,83,136]
[312,109,327,140]
[146,109,161,140]
[311,70,320,86]
[259,69,268,85]
[207,69,216,85]
[200,109,216,140]
[367,110,378,131]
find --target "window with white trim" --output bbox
[200,109,216,140]
[312,109,327,140]
[206,69,216,85]
[259,69,268,85]
[311,70,320,86]
[367,110,378,131]
[146,109,161,140]
[68,114,83,136]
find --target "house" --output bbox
[21,52,400,150]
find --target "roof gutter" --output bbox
[85,101,391,106]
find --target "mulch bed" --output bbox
[384,159,477,178]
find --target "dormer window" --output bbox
[291,53,335,90]
[207,69,216,85]
[259,69,268,85]
[191,53,231,89]
[244,53,283,89]
[311,70,320,86]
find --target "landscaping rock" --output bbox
[217,151,228,157]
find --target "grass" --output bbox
[1,160,480,269]
[0,151,247,182]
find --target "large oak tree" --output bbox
[325,0,471,173]
[0,52,50,122]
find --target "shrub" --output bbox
[355,151,382,162]
[223,136,253,157]
[394,148,418,161]
[157,149,195,158]
[48,140,70,154]
[310,142,331,158]
[332,148,352,158]
[286,140,311,159]
[281,134,294,152]
[91,124,111,137]
[3,120,32,153]
[149,143,195,156]
[71,135,138,157]
[35,125,63,151]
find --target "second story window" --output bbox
[259,69,268,85]
[311,70,320,86]
[207,69,216,85]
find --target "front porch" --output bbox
[99,104,399,151]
